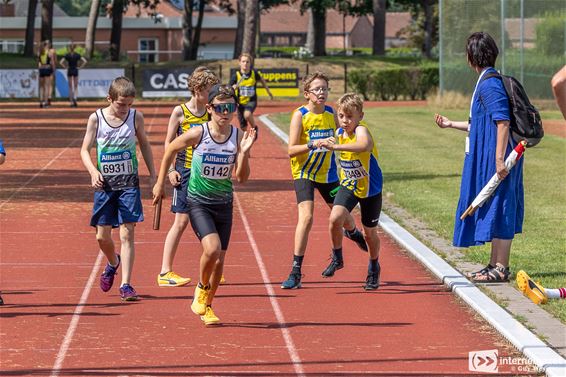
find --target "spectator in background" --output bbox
[60,42,87,107]
[38,41,56,108]
[434,32,523,283]
[551,65,566,120]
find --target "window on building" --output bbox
[139,38,158,63]
[0,40,25,54]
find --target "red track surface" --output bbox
[1,102,530,376]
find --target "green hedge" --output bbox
[349,64,439,100]
[536,12,566,57]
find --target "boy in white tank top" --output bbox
[80,76,156,301]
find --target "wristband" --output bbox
[307,140,315,150]
[167,167,175,174]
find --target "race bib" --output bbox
[340,160,367,180]
[201,153,235,180]
[308,129,334,153]
[239,86,255,97]
[100,151,133,176]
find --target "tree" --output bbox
[107,0,160,62]
[24,0,38,57]
[85,0,101,59]
[372,0,385,55]
[41,0,54,43]
[300,0,335,56]
[242,0,258,55]
[109,0,125,61]
[233,0,245,58]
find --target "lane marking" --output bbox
[234,194,305,377]
[50,252,103,377]
[0,139,80,210]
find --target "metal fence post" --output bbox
[344,63,348,93]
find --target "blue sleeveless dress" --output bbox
[453,67,524,247]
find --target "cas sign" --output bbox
[142,68,194,98]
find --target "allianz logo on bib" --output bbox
[101,151,130,162]
[340,160,362,168]
[309,129,334,139]
[203,153,234,164]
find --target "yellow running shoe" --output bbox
[516,270,548,305]
[220,274,226,284]
[190,284,209,315]
[200,305,220,325]
[157,271,191,287]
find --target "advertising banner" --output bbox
[0,69,38,98]
[142,68,194,98]
[230,68,299,97]
[55,68,125,98]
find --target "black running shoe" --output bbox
[364,270,380,290]
[344,229,368,252]
[321,256,344,277]
[281,272,302,289]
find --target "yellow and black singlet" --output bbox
[290,105,338,183]
[336,125,383,198]
[175,103,210,169]
[234,70,258,105]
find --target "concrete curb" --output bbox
[259,113,566,377]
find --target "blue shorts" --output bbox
[90,187,144,228]
[171,167,191,214]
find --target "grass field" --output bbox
[269,107,566,322]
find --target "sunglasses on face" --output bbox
[211,103,237,114]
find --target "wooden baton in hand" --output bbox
[153,197,162,230]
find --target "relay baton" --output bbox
[153,197,162,230]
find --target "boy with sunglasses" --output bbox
[153,85,256,325]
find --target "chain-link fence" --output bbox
[439,0,565,99]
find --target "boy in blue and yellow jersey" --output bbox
[320,93,383,290]
[80,77,156,301]
[281,73,368,290]
[157,67,219,288]
[230,53,273,133]
[153,85,256,325]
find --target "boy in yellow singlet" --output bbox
[281,73,367,290]
[319,93,383,290]
[157,67,219,287]
[230,53,273,134]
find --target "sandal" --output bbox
[466,264,494,278]
[472,263,510,283]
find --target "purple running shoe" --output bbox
[100,254,120,292]
[119,284,139,301]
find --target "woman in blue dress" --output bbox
[434,32,524,282]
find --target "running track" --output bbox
[0,102,530,376]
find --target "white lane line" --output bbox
[234,194,305,377]
[0,139,80,210]
[50,252,103,377]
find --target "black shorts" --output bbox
[187,198,233,250]
[334,187,382,228]
[294,178,339,204]
[39,67,53,77]
[67,68,79,77]
[237,101,257,129]
[170,167,191,214]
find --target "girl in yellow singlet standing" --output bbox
[281,72,368,290]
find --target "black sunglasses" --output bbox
[211,103,237,114]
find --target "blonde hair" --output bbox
[337,93,364,114]
[188,66,219,93]
[239,53,254,64]
[302,71,329,92]
[108,76,136,100]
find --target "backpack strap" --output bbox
[478,72,502,110]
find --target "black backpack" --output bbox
[481,72,544,147]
